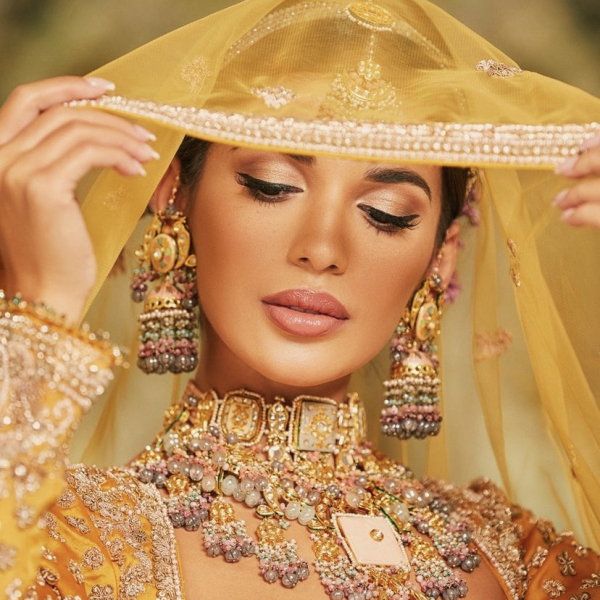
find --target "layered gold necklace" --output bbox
[131,382,481,600]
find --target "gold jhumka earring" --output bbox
[131,175,199,374]
[380,261,445,439]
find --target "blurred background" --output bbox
[1,0,599,101]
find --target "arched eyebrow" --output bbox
[363,167,432,201]
[230,148,431,200]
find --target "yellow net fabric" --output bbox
[69,0,600,548]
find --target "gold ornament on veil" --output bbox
[130,176,199,374]
[320,2,398,117]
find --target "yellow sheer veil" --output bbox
[69,0,600,548]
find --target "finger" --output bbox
[555,145,600,178]
[560,202,600,229]
[552,179,600,209]
[0,76,115,145]
[35,144,148,198]
[8,121,159,176]
[2,105,155,156]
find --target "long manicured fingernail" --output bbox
[580,133,600,151]
[552,189,569,206]
[555,156,578,174]
[560,207,575,221]
[149,148,160,160]
[85,77,116,91]
[134,124,157,141]
[135,162,147,176]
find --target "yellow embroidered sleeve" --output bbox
[0,300,119,598]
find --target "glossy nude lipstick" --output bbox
[261,289,349,337]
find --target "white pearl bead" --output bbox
[245,490,261,508]
[391,501,409,521]
[201,475,217,492]
[221,474,238,496]
[240,478,255,493]
[284,501,302,520]
[345,491,361,509]
[212,449,227,467]
[298,505,315,526]
[233,487,246,502]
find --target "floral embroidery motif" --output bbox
[14,502,35,528]
[571,540,589,558]
[476,60,523,78]
[67,559,84,585]
[0,543,17,571]
[569,593,591,600]
[65,515,91,534]
[44,512,66,544]
[557,550,577,577]
[528,546,549,569]
[180,56,211,99]
[56,489,77,509]
[103,187,126,212]
[83,547,105,570]
[542,579,567,598]
[581,572,600,588]
[251,86,298,109]
[89,585,115,600]
[474,328,513,361]
[41,546,57,562]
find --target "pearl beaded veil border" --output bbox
[69,0,600,549]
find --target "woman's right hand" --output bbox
[0,76,158,323]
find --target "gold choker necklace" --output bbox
[167,381,368,464]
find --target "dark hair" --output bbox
[176,136,469,246]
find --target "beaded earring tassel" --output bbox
[381,267,445,439]
[131,176,199,374]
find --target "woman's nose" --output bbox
[286,193,350,275]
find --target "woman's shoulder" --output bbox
[43,464,182,599]
[423,475,600,599]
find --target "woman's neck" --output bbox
[193,325,351,403]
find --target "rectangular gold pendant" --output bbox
[333,513,410,569]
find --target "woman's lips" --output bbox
[262,289,349,337]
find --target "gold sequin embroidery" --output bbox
[0,542,17,571]
[557,550,577,576]
[56,489,77,509]
[542,579,567,598]
[89,585,116,600]
[581,572,600,588]
[83,547,105,570]
[476,60,523,78]
[180,56,211,99]
[65,515,91,534]
[251,86,298,109]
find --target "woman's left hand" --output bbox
[553,134,600,229]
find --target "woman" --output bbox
[0,0,599,598]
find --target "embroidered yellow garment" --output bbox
[0,312,598,599]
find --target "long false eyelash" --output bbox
[235,172,302,202]
[358,205,420,234]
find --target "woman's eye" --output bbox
[358,204,420,234]
[235,172,302,203]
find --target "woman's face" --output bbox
[188,144,444,391]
